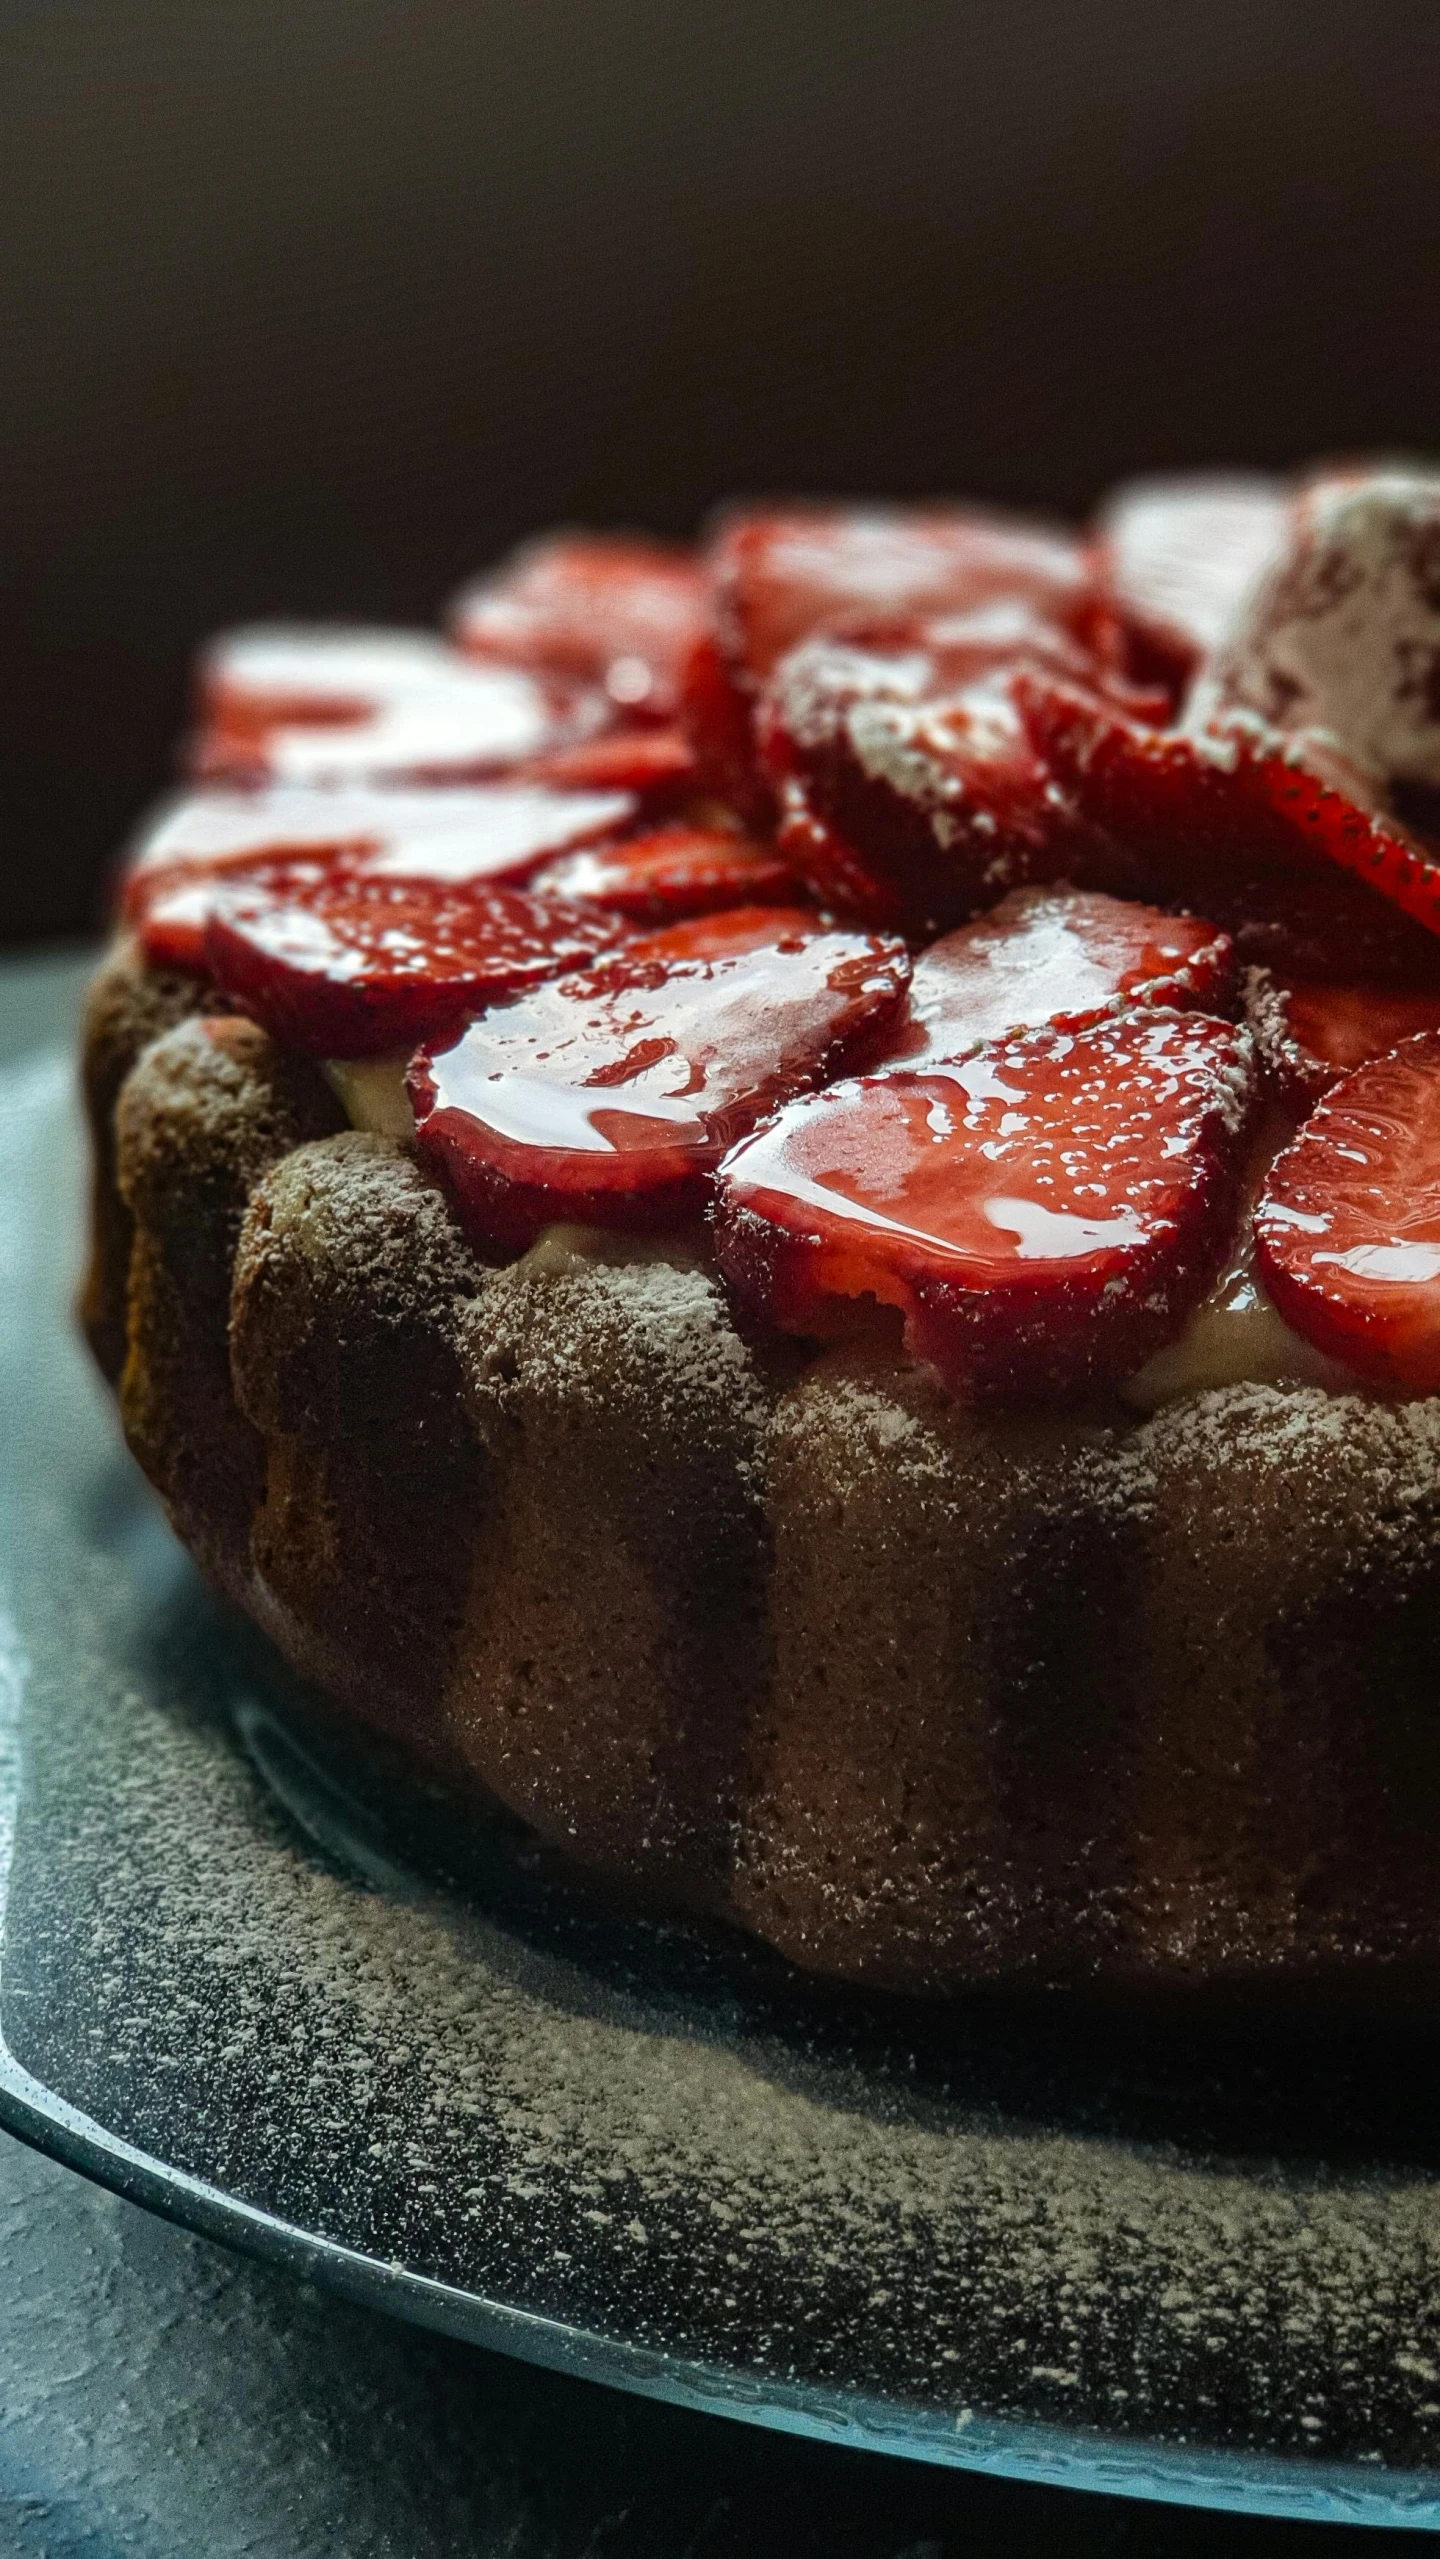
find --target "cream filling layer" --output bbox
[323,1060,1352,1404]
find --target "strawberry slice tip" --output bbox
[203,868,627,1057]
[408,907,911,1253]
[872,886,1235,1068]
[713,1009,1256,1401]
[1255,1033,1440,1392]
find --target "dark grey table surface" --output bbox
[2,951,1434,2558]
[1,2121,1434,2559]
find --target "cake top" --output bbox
[116,468,1440,1406]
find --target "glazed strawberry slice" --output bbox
[516,725,699,799]
[1093,473,1286,693]
[683,506,1102,821]
[123,783,636,971]
[408,907,910,1252]
[713,1010,1255,1401]
[758,625,1108,934]
[204,868,626,1056]
[533,824,795,922]
[191,625,595,785]
[450,535,707,721]
[710,506,1097,685]
[1254,1033,1440,1391]
[1245,971,1440,1113]
[1019,672,1440,979]
[874,887,1235,1068]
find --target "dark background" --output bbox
[3,0,1439,945]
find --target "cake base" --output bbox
[83,935,1440,2001]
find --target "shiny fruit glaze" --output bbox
[873,887,1235,1067]
[713,1010,1255,1401]
[533,824,794,922]
[408,907,910,1254]
[451,534,707,722]
[204,868,626,1057]
[126,783,637,971]
[1255,1033,1440,1392]
[192,626,587,786]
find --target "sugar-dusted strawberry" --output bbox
[1093,473,1286,694]
[408,907,910,1252]
[1192,469,1440,797]
[449,534,707,720]
[1019,671,1440,979]
[758,625,1106,934]
[191,625,595,785]
[713,1009,1255,1401]
[516,725,699,799]
[1245,969,1440,1113]
[533,823,795,922]
[683,506,1102,823]
[873,887,1235,1068]
[1254,1033,1440,1391]
[123,782,636,971]
[204,868,626,1057]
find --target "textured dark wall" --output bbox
[5,0,1440,943]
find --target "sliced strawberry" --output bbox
[191,625,594,785]
[1093,473,1286,693]
[1019,672,1440,982]
[516,725,699,799]
[873,887,1235,1068]
[713,1010,1255,1401]
[1245,970,1440,1113]
[449,534,707,720]
[124,783,636,970]
[1192,469,1440,796]
[757,629,1105,935]
[679,631,777,825]
[710,505,1097,684]
[683,507,1101,826]
[1254,1033,1440,1391]
[408,908,910,1252]
[533,824,795,922]
[204,869,626,1056]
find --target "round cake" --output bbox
[81,475,1440,2003]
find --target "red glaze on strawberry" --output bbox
[192,626,594,785]
[1245,970,1440,1113]
[1093,474,1286,693]
[533,824,795,922]
[1019,672,1440,981]
[713,1010,1255,1401]
[204,869,626,1057]
[1254,1033,1440,1391]
[679,632,778,827]
[873,887,1235,1068]
[408,908,910,1252]
[757,624,1109,934]
[710,506,1097,684]
[124,784,636,971]
[449,535,707,720]
[516,725,700,799]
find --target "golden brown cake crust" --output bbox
[82,944,1440,2002]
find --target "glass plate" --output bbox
[5,952,1440,2532]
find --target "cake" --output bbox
[80,479,1440,2003]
